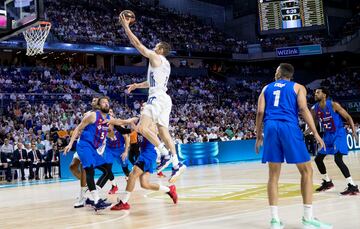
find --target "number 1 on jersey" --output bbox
[273,90,281,107]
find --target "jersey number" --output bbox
[147,96,156,105]
[273,90,281,107]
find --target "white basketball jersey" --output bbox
[147,55,171,95]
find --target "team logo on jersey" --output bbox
[147,183,322,201]
[274,83,286,88]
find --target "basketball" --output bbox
[120,10,136,26]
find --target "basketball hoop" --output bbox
[23,21,51,56]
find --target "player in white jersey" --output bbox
[70,97,98,208]
[114,13,186,183]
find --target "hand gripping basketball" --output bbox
[119,10,136,26]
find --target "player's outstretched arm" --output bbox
[108,117,139,126]
[119,14,160,63]
[296,84,326,150]
[63,112,95,154]
[127,81,150,93]
[333,101,359,142]
[255,87,266,154]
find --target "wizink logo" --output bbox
[276,47,299,57]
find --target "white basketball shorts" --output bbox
[142,92,172,128]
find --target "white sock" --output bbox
[323,174,331,182]
[270,206,279,221]
[96,185,101,191]
[80,186,87,199]
[156,143,170,157]
[303,204,313,220]
[90,190,100,204]
[159,185,170,193]
[121,191,131,203]
[172,154,180,169]
[111,179,117,186]
[346,177,355,186]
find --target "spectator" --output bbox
[0,138,13,182]
[13,143,28,181]
[28,143,43,180]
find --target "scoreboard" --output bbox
[258,0,325,34]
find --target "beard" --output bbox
[100,107,109,113]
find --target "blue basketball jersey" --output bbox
[138,134,155,152]
[314,100,348,155]
[314,100,344,134]
[106,130,125,150]
[264,79,298,124]
[79,111,110,149]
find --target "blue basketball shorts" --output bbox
[134,148,157,173]
[318,128,348,155]
[103,147,128,167]
[76,140,106,168]
[262,120,310,164]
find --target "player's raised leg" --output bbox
[157,125,186,183]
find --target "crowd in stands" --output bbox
[45,0,248,53]
[44,0,360,54]
[320,70,360,99]
[342,3,360,37]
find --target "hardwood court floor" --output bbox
[1,152,360,229]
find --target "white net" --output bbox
[23,22,51,56]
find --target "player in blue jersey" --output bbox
[110,116,177,211]
[311,87,359,195]
[64,96,134,211]
[103,109,131,195]
[255,63,331,229]
[70,96,98,208]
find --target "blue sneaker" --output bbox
[86,198,107,206]
[156,155,172,172]
[85,198,95,206]
[169,163,186,183]
[93,199,111,211]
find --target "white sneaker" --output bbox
[169,163,186,183]
[73,197,86,208]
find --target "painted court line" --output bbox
[66,211,130,229]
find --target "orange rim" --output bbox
[28,21,51,31]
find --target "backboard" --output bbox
[0,0,44,41]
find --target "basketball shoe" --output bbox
[111,200,130,211]
[315,180,334,192]
[169,163,186,183]
[340,184,359,195]
[270,218,284,229]
[302,217,332,229]
[108,185,118,194]
[167,185,178,204]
